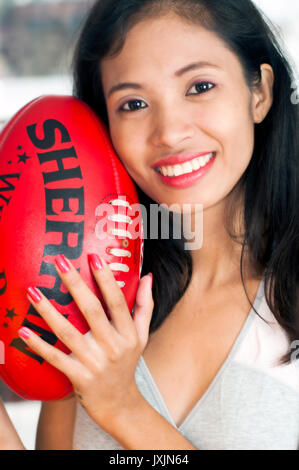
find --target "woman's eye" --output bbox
[119,99,147,112]
[187,81,215,95]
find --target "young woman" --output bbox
[1,0,298,450]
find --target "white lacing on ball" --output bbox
[109,248,131,258]
[108,213,132,223]
[109,198,130,207]
[109,228,133,239]
[107,198,133,288]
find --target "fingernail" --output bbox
[18,327,31,340]
[55,254,71,273]
[88,253,103,271]
[148,273,153,289]
[27,286,42,303]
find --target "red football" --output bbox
[0,95,144,401]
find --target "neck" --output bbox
[179,192,262,294]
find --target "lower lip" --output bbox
[155,153,217,189]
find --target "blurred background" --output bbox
[0,0,94,128]
[0,0,299,450]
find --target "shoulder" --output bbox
[233,284,299,395]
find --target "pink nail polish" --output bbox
[27,286,42,303]
[18,327,31,340]
[88,253,103,271]
[55,254,71,273]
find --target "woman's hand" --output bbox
[18,254,154,433]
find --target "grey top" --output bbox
[73,277,299,450]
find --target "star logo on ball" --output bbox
[17,152,31,164]
[5,307,18,321]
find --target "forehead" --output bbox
[101,14,241,82]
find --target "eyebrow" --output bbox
[175,60,221,76]
[107,61,221,97]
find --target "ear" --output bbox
[251,64,274,124]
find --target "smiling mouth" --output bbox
[155,152,215,177]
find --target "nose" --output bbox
[150,106,196,149]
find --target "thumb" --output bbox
[133,273,154,349]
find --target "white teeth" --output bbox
[173,165,184,177]
[167,166,174,177]
[192,159,201,171]
[181,161,193,174]
[158,153,214,177]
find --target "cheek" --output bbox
[109,116,147,163]
[108,123,143,182]
[109,124,130,160]
[210,96,255,163]
[199,101,255,202]
[230,112,255,163]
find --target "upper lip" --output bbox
[152,152,215,169]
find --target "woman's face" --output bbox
[101,14,270,212]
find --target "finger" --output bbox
[17,325,79,383]
[53,254,115,338]
[26,286,98,365]
[132,274,154,350]
[88,254,135,338]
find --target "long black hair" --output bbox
[73,0,299,364]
